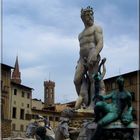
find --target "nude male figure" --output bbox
[74,6,103,109]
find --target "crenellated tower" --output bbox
[44,80,55,107]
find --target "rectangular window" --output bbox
[27,93,30,99]
[20,109,24,120]
[14,89,17,95]
[12,107,16,118]
[20,125,24,131]
[22,91,24,97]
[55,117,59,121]
[32,114,35,119]
[27,104,29,108]
[49,116,53,121]
[12,124,16,131]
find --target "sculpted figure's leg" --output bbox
[75,78,89,109]
[94,101,107,111]
[88,48,101,74]
[91,113,119,140]
[81,78,89,106]
[98,112,119,126]
[94,101,108,121]
[74,59,85,95]
[88,54,101,108]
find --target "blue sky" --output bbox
[2,0,139,103]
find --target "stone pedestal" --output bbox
[69,109,94,128]
[68,109,94,140]
[77,121,138,140]
[68,110,138,140]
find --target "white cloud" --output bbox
[3,0,139,103]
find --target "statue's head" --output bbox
[116,76,124,90]
[81,6,94,26]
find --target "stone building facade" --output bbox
[1,64,13,138]
[32,98,44,110]
[1,64,13,120]
[1,57,33,138]
[10,57,33,137]
[10,82,32,137]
